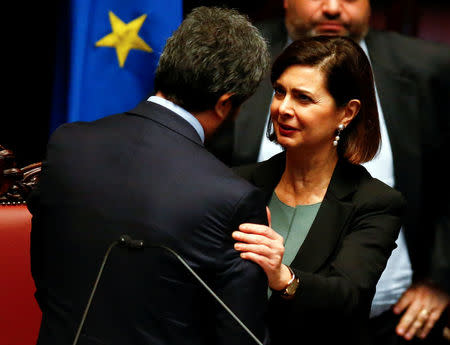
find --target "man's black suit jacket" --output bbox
[29,101,270,345]
[208,18,450,294]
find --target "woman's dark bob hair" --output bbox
[269,36,380,164]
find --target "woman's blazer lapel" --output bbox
[245,153,360,273]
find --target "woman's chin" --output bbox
[276,137,299,150]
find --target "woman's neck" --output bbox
[276,147,338,206]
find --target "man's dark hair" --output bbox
[154,6,270,112]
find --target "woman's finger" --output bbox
[234,242,282,258]
[238,223,283,241]
[266,206,272,227]
[233,228,283,246]
[239,251,270,269]
[239,251,281,274]
[232,231,274,247]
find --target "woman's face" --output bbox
[270,64,343,152]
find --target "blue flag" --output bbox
[50,0,182,133]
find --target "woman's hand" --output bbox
[232,207,293,290]
[394,281,450,340]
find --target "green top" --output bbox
[268,192,321,267]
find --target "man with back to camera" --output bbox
[207,1,450,344]
[28,6,271,345]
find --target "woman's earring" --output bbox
[333,124,345,146]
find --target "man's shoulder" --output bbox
[233,152,285,187]
[206,155,263,196]
[50,113,124,139]
[232,162,259,181]
[367,29,450,68]
[193,156,268,228]
[368,29,448,48]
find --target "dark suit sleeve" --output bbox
[431,203,450,294]
[27,126,67,308]
[213,187,270,345]
[426,51,450,293]
[27,125,64,289]
[26,160,47,311]
[27,179,42,284]
[275,186,405,318]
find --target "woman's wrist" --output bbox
[271,265,300,299]
[270,264,294,291]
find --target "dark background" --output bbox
[3,0,449,167]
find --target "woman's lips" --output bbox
[278,123,298,136]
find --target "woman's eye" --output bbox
[273,87,285,97]
[296,93,312,102]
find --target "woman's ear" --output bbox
[341,99,361,127]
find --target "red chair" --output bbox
[0,145,42,344]
[0,203,42,345]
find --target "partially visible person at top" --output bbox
[28,6,272,345]
[232,35,405,345]
[207,1,450,344]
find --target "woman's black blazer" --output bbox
[234,152,406,345]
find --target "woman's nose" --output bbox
[278,96,294,118]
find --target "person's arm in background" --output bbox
[393,207,450,340]
[393,281,449,340]
[393,48,450,341]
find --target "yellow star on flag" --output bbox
[95,11,153,68]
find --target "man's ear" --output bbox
[214,93,234,120]
[340,99,361,127]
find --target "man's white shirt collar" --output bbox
[147,95,205,143]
